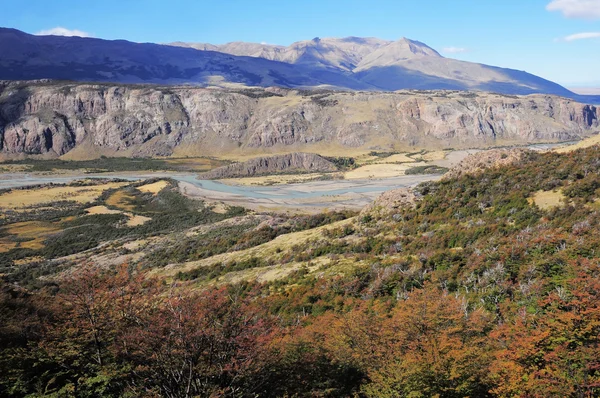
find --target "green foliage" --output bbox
[2,156,221,173]
[324,156,357,170]
[405,164,449,175]
[4,146,600,396]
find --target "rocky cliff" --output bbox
[0,81,597,158]
[200,153,337,179]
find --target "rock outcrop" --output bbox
[443,148,528,180]
[361,188,419,217]
[200,153,337,179]
[0,81,598,158]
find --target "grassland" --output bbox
[154,217,355,279]
[528,189,567,210]
[0,156,228,173]
[0,181,128,210]
[555,133,600,153]
[0,178,248,286]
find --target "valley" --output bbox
[2,136,600,396]
[3,1,600,396]
[0,142,570,212]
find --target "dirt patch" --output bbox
[344,163,422,179]
[85,205,122,215]
[528,190,567,210]
[85,205,151,227]
[106,190,136,212]
[137,180,168,195]
[126,215,151,227]
[208,202,228,214]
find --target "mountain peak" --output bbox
[354,38,442,72]
[390,37,442,58]
[0,28,579,99]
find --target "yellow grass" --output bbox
[555,135,600,153]
[137,180,168,195]
[106,190,136,212]
[0,164,31,173]
[421,150,448,161]
[154,218,355,278]
[86,205,122,215]
[122,239,149,251]
[0,182,127,210]
[13,256,44,266]
[344,163,421,179]
[372,153,415,164]
[208,256,369,286]
[220,173,335,186]
[528,190,566,210]
[126,215,151,227]
[208,202,228,214]
[0,221,60,252]
[85,205,151,227]
[163,157,226,171]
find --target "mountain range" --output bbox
[1,27,598,103]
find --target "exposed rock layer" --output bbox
[361,187,419,217]
[200,153,337,179]
[0,81,598,158]
[443,149,528,180]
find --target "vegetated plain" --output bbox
[1,139,600,396]
[0,156,229,173]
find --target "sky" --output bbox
[1,0,599,87]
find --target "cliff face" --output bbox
[0,82,597,158]
[200,153,338,179]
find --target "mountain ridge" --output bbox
[1,27,599,103]
[0,81,597,158]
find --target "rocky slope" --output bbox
[200,153,337,179]
[442,148,528,180]
[0,81,597,158]
[177,37,578,97]
[360,187,419,217]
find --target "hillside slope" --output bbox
[3,145,600,396]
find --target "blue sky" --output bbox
[1,0,599,87]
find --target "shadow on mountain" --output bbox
[482,66,575,97]
[0,28,597,104]
[355,65,471,91]
[0,28,352,88]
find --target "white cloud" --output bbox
[35,27,92,37]
[442,47,469,54]
[561,32,600,41]
[547,0,600,19]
